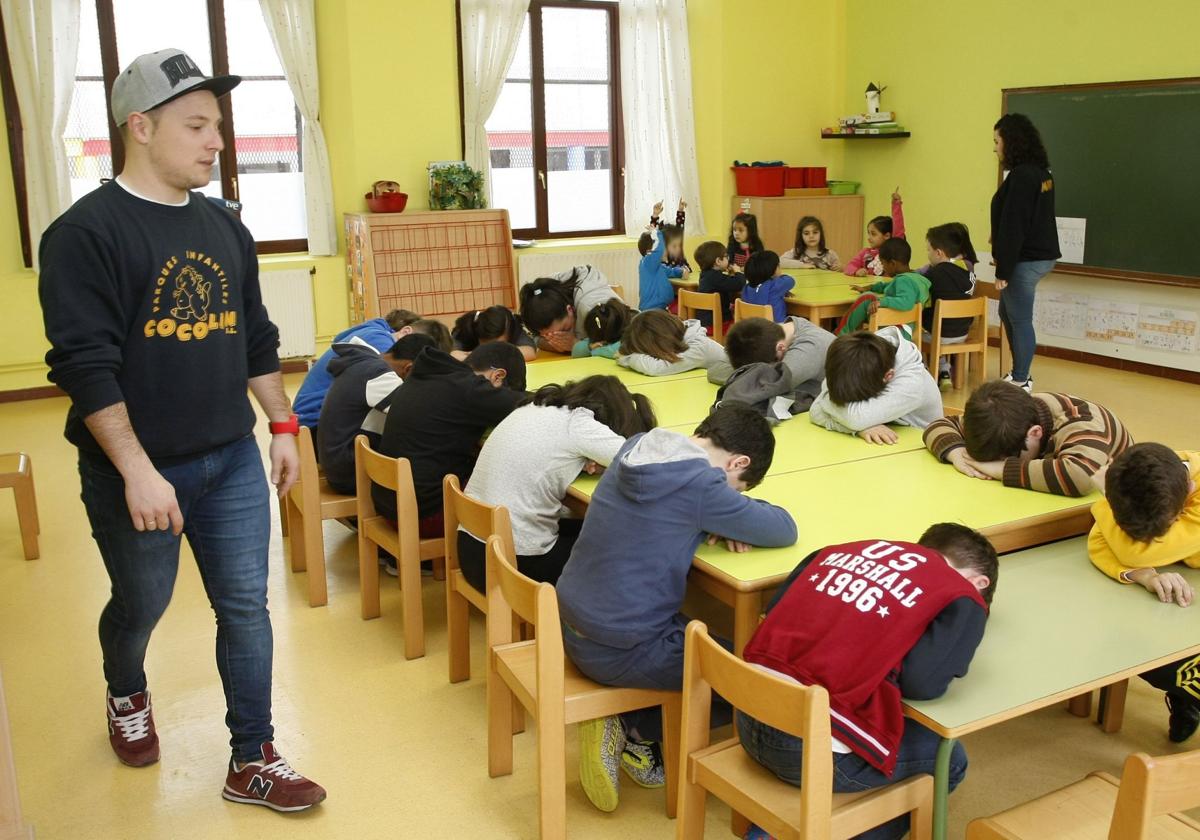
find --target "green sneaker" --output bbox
[578,716,625,812]
[620,739,664,788]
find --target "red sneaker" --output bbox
[106,690,160,767]
[222,742,326,812]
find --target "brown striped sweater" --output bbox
[923,393,1132,497]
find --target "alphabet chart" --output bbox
[1085,299,1138,345]
[1034,292,1087,339]
[1137,307,1198,354]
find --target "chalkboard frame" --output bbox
[1001,77,1200,289]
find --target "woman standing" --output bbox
[991,113,1061,391]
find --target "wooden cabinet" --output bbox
[345,209,517,326]
[731,194,865,268]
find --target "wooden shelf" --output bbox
[821,132,911,140]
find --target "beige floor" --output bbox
[1,359,1199,839]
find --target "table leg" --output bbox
[932,737,956,840]
[1068,692,1092,717]
[732,590,764,656]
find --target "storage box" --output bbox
[807,167,827,188]
[827,180,860,195]
[732,166,786,197]
[785,166,828,188]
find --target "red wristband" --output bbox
[269,414,300,436]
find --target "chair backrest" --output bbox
[869,303,922,346]
[931,296,987,343]
[681,621,834,832]
[485,535,565,666]
[734,298,774,323]
[443,474,515,579]
[1109,749,1200,838]
[679,289,724,342]
[609,284,626,304]
[295,425,319,494]
[354,435,418,519]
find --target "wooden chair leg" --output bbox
[302,506,328,608]
[676,764,708,840]
[1068,691,1093,717]
[447,584,471,684]
[487,654,515,777]
[278,493,289,537]
[286,498,306,573]
[399,555,425,659]
[952,354,966,390]
[537,703,567,840]
[12,475,38,561]
[358,533,381,620]
[661,696,681,819]
[731,811,752,838]
[431,556,446,581]
[1101,680,1129,733]
[911,786,934,840]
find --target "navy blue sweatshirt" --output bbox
[318,340,402,495]
[922,262,974,339]
[698,267,745,325]
[990,163,1061,282]
[765,549,987,699]
[39,181,279,461]
[556,429,798,648]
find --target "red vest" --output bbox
[742,540,986,775]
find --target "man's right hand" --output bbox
[124,465,184,535]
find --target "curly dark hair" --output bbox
[994,113,1050,170]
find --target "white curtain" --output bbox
[459,0,529,205]
[0,0,79,265]
[258,0,336,255]
[618,0,704,237]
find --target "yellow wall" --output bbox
[840,0,1200,371]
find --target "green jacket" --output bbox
[869,271,931,311]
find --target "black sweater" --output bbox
[922,263,975,339]
[374,348,525,520]
[990,163,1061,282]
[698,268,745,324]
[38,181,279,461]
[766,549,987,700]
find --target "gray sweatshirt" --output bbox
[619,319,730,378]
[707,316,831,402]
[809,326,943,433]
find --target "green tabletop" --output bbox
[905,537,1200,737]
[786,285,861,306]
[786,270,856,289]
[691,449,1098,585]
[525,356,708,390]
[766,420,925,473]
[623,376,720,427]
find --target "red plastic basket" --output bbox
[785,167,805,188]
[807,167,828,188]
[732,166,785,197]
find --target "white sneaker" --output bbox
[1002,373,1033,393]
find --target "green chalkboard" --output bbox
[1003,79,1200,285]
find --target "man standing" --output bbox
[38,49,324,812]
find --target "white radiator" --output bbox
[518,248,642,304]
[259,268,316,359]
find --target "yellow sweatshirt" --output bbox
[1088,451,1200,582]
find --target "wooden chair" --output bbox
[0,454,37,561]
[678,289,725,344]
[676,621,933,840]
[926,297,988,391]
[0,669,33,840]
[443,474,516,684]
[609,284,626,304]
[973,283,1010,378]
[734,298,774,323]
[354,435,444,658]
[485,536,681,838]
[868,303,923,347]
[966,749,1200,838]
[282,427,357,607]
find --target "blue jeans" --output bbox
[79,435,274,761]
[563,614,732,741]
[736,712,967,840]
[998,259,1056,381]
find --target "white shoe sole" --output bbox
[222,788,326,812]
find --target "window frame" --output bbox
[0,0,307,268]
[457,0,625,240]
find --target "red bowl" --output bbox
[366,192,408,213]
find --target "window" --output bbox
[464,0,623,239]
[4,0,307,266]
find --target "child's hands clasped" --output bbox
[707,533,751,553]
[859,425,899,445]
[854,268,870,278]
[1127,568,1195,607]
[947,449,1002,481]
[540,330,575,354]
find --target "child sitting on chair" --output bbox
[922,223,978,390]
[573,299,635,359]
[716,316,834,415]
[638,201,691,311]
[1089,443,1200,743]
[809,328,943,443]
[739,523,997,840]
[839,237,930,338]
[617,309,731,378]
[923,380,1132,496]
[741,251,795,323]
[695,240,744,326]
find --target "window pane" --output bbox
[111,0,222,198]
[65,0,110,203]
[541,7,612,233]
[484,17,535,230]
[223,0,306,242]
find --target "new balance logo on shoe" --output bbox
[247,775,274,799]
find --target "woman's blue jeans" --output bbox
[78,435,274,761]
[998,259,1056,381]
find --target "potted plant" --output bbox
[427,161,486,210]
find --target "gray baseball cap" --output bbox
[111,48,240,126]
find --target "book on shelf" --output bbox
[838,111,896,126]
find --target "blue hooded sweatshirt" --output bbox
[638,228,685,311]
[292,318,395,428]
[556,428,798,649]
[741,274,796,323]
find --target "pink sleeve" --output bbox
[891,197,906,240]
[844,248,869,275]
